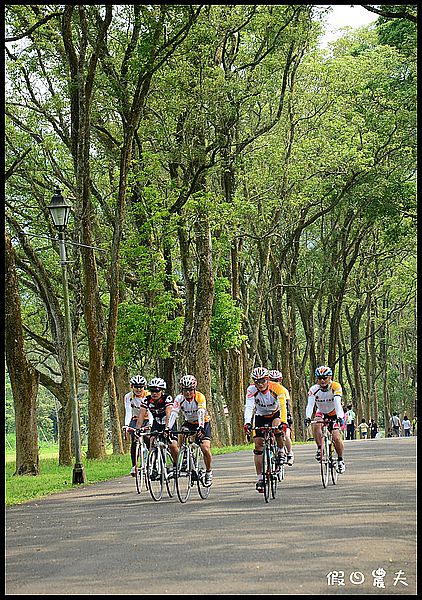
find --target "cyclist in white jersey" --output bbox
[244,366,288,493]
[123,375,151,476]
[269,369,294,466]
[304,365,346,473]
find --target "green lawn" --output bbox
[5,442,254,507]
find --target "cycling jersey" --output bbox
[244,381,288,424]
[123,390,151,427]
[168,391,210,428]
[305,381,344,419]
[140,394,173,425]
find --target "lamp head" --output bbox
[48,189,71,230]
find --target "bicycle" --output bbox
[250,426,283,503]
[311,417,340,488]
[124,426,150,495]
[174,428,211,503]
[146,430,177,501]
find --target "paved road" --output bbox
[6,437,416,595]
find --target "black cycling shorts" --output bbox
[254,411,280,437]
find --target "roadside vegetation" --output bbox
[5,441,254,506]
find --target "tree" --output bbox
[5,233,39,475]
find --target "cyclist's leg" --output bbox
[253,435,264,476]
[283,426,292,450]
[271,415,284,450]
[312,421,323,448]
[129,417,138,472]
[200,439,212,471]
[198,421,212,469]
[332,428,344,459]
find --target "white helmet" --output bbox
[269,369,283,381]
[251,367,269,381]
[179,374,197,389]
[130,375,147,387]
[149,377,167,390]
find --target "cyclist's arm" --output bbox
[136,406,148,428]
[168,396,181,429]
[333,395,344,419]
[278,392,287,424]
[244,395,254,425]
[124,395,132,427]
[165,403,173,427]
[196,393,207,428]
[305,392,316,420]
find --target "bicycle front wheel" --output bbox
[320,435,329,488]
[147,446,164,501]
[195,447,211,500]
[165,448,176,498]
[135,442,145,495]
[175,445,192,503]
[270,445,278,499]
[330,443,338,485]
[262,444,271,503]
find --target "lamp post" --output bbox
[48,189,86,484]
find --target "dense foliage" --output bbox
[5,5,416,469]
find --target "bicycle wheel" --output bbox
[134,442,145,494]
[330,442,338,485]
[147,446,164,501]
[195,446,211,500]
[270,446,278,499]
[262,443,271,503]
[175,445,192,503]
[320,435,329,488]
[164,448,176,498]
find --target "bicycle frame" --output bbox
[174,430,210,503]
[251,426,281,503]
[125,426,150,495]
[146,430,176,501]
[311,418,339,488]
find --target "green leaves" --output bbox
[211,277,246,352]
[116,295,183,366]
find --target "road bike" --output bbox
[124,426,150,495]
[250,425,283,503]
[312,418,340,488]
[174,428,211,503]
[146,430,177,501]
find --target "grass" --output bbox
[5,441,254,507]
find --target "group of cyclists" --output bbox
[123,363,346,495]
[243,364,345,493]
[123,373,214,487]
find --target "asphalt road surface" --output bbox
[6,437,417,595]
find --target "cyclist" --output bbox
[304,365,346,474]
[123,375,151,476]
[269,369,294,466]
[168,374,213,486]
[135,377,178,466]
[244,366,288,493]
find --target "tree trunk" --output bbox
[5,233,39,475]
[108,372,124,454]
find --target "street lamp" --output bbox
[48,189,86,484]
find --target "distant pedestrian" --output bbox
[411,416,417,436]
[390,412,401,437]
[346,405,356,440]
[402,415,411,437]
[369,418,378,439]
[358,418,369,439]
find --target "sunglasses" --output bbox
[318,376,329,380]
[254,378,268,384]
[133,385,144,389]
[149,387,162,393]
[183,387,195,392]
